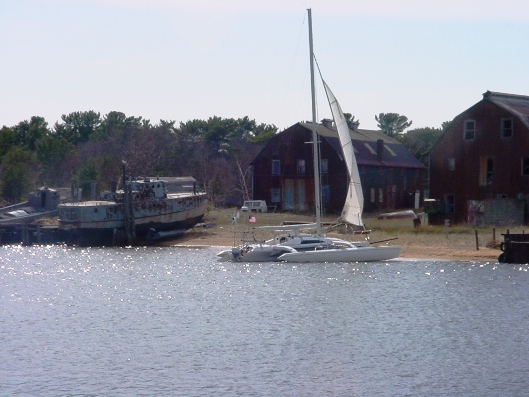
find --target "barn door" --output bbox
[282,179,307,211]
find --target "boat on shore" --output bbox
[217,9,399,263]
[0,187,61,226]
[277,244,400,263]
[58,176,207,246]
[277,9,400,263]
[216,222,350,262]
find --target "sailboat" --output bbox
[276,9,400,263]
[216,219,343,262]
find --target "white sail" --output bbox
[322,81,364,227]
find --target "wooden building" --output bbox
[429,91,529,224]
[251,120,425,214]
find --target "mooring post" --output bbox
[22,224,30,246]
[127,184,136,245]
[122,181,136,246]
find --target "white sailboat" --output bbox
[277,8,400,263]
[216,222,341,262]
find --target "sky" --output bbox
[2,0,529,132]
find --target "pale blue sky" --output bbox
[2,0,529,131]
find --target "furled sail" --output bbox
[322,81,364,227]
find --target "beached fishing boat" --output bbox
[0,187,61,226]
[58,176,207,246]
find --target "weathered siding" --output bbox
[252,123,425,215]
[430,91,529,224]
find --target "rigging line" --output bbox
[313,54,324,83]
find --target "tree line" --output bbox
[0,110,448,205]
[374,113,450,165]
[0,111,276,205]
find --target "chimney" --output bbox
[321,118,333,129]
[348,120,360,130]
[377,139,384,161]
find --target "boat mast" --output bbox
[308,8,322,236]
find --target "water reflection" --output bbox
[1,245,528,396]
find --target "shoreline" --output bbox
[161,226,501,262]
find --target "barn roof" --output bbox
[299,122,425,169]
[483,91,529,130]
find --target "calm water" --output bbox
[1,245,529,397]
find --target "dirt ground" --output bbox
[160,208,502,262]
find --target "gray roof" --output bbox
[299,122,425,169]
[483,91,529,130]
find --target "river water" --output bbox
[2,245,528,396]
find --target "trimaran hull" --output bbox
[277,245,401,263]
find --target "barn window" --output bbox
[479,156,493,186]
[445,195,455,214]
[320,159,328,174]
[271,188,281,203]
[522,157,529,176]
[501,118,513,138]
[297,159,306,175]
[464,120,475,140]
[272,160,280,175]
[448,157,455,171]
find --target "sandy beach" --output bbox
[162,208,502,262]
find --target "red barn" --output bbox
[251,120,425,215]
[429,91,529,225]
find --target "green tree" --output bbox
[36,135,74,185]
[77,163,98,200]
[375,113,412,137]
[176,116,273,204]
[441,120,452,131]
[55,111,101,144]
[245,121,277,144]
[0,126,17,158]
[398,127,443,165]
[13,116,50,150]
[98,111,146,140]
[179,116,276,150]
[343,113,359,125]
[0,146,38,201]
